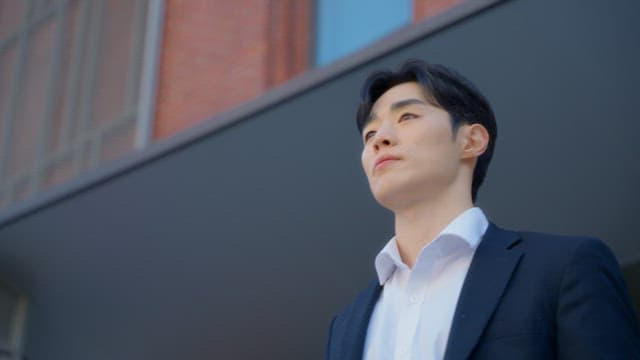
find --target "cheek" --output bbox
[425,123,455,149]
[410,129,457,166]
[361,149,371,173]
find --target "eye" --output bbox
[399,112,417,122]
[363,130,376,143]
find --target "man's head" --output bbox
[356,60,496,207]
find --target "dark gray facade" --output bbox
[0,0,639,358]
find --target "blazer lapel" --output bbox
[444,223,523,360]
[341,279,382,360]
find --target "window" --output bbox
[0,0,159,211]
[315,0,411,66]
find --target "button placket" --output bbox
[395,265,428,359]
[396,345,411,359]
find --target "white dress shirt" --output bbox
[363,207,489,360]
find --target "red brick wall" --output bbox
[413,0,462,21]
[154,0,310,139]
[153,0,461,140]
[266,0,310,87]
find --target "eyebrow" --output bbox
[390,98,428,111]
[366,98,428,125]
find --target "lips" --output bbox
[374,155,401,170]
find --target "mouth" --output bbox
[374,155,401,171]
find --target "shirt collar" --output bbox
[374,207,489,285]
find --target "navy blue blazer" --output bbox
[325,223,640,359]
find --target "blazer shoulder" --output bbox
[510,228,612,262]
[490,225,619,278]
[515,228,598,245]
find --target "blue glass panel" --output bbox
[316,0,412,66]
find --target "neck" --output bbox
[393,188,473,268]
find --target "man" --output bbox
[324,60,640,359]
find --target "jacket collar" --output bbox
[340,279,382,360]
[443,223,523,360]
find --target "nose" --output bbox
[372,123,397,151]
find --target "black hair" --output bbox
[356,59,497,202]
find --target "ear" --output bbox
[460,123,489,160]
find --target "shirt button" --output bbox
[409,295,420,303]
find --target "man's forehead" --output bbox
[373,82,426,107]
[367,82,432,123]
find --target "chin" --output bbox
[371,185,416,211]
[370,176,444,210]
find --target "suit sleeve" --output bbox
[556,237,640,359]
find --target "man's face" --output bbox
[361,82,467,210]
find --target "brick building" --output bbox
[0,0,460,214]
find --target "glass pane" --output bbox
[316,0,411,66]
[99,119,135,164]
[0,1,27,39]
[42,154,74,188]
[0,44,18,161]
[31,0,55,20]
[49,0,87,155]
[8,18,57,180]
[91,0,145,131]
